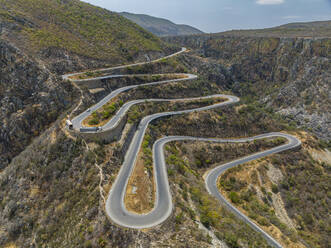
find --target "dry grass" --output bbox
[218,160,305,248]
[124,150,155,214]
[4,244,17,248]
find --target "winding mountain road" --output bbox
[64,48,301,248]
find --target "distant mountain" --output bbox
[216,20,331,38]
[279,20,331,29]
[119,12,204,37]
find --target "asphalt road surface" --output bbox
[63,48,301,248]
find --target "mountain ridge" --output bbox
[166,19,331,38]
[218,20,331,38]
[119,12,204,37]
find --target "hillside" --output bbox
[219,134,330,247]
[162,25,331,247]
[0,3,330,248]
[165,29,331,141]
[0,50,301,248]
[0,0,175,73]
[119,12,204,37]
[0,0,175,171]
[0,48,277,247]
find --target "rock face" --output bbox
[0,40,73,169]
[37,46,168,75]
[167,36,331,140]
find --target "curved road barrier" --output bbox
[63,48,301,248]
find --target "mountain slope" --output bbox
[119,12,203,37]
[165,22,331,141]
[0,0,176,170]
[164,24,330,247]
[0,0,175,73]
[0,3,330,248]
[0,40,73,170]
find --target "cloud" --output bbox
[222,7,234,11]
[282,15,301,19]
[256,0,285,5]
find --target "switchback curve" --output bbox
[64,48,301,248]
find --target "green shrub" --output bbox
[229,192,241,204]
[223,233,240,248]
[88,118,99,125]
[257,216,270,226]
[200,213,212,228]
[175,212,184,224]
[241,189,255,202]
[271,184,279,193]
[167,168,174,176]
[261,187,267,194]
[84,240,92,248]
[98,237,106,248]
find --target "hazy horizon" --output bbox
[82,0,331,33]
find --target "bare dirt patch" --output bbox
[309,148,331,165]
[124,151,155,214]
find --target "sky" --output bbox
[82,0,331,33]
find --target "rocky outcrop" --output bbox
[38,46,170,75]
[167,36,331,140]
[0,40,74,169]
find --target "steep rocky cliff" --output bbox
[0,40,74,169]
[166,35,331,141]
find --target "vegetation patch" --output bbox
[1,0,173,62]
[161,139,289,247]
[219,133,330,248]
[84,95,225,127]
[123,97,226,213]
[83,97,124,127]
